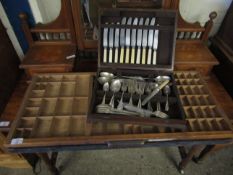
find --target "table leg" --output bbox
[51,152,58,166]
[178,146,187,159]
[178,145,202,174]
[193,144,228,163]
[37,153,59,175]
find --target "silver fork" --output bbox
[128,79,136,106]
[145,82,153,111]
[154,83,161,111]
[117,80,127,110]
[136,81,145,109]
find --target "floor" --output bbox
[0,146,233,175]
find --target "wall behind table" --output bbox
[180,0,232,36]
[29,0,233,37]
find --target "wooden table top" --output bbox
[3,71,233,150]
[175,41,219,65]
[20,45,75,68]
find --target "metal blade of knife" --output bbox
[103,23,108,63]
[153,30,159,50]
[136,18,144,47]
[109,27,114,48]
[103,25,108,48]
[147,18,155,64]
[131,18,138,48]
[114,23,120,48]
[120,17,127,63]
[152,23,159,65]
[148,18,155,48]
[125,17,132,47]
[120,17,127,47]
[114,22,120,63]
[130,18,138,64]
[136,18,144,64]
[109,27,114,63]
[142,18,150,47]
[125,17,132,63]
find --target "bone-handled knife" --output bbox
[136,18,144,64]
[152,28,159,65]
[142,79,169,106]
[125,17,132,64]
[114,23,120,63]
[130,18,138,64]
[103,24,108,63]
[120,17,127,63]
[141,18,150,64]
[147,18,155,65]
[109,27,114,63]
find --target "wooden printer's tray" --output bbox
[175,71,232,132]
[5,72,233,149]
[7,73,92,140]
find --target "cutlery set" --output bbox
[88,9,184,126]
[102,17,159,65]
[96,72,172,118]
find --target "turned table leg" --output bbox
[51,152,58,166]
[37,153,59,175]
[178,146,187,159]
[178,145,202,174]
[193,144,228,163]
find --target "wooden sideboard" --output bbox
[19,0,76,78]
[19,0,218,77]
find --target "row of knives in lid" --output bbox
[102,17,159,65]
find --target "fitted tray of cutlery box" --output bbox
[88,70,186,129]
[88,8,186,129]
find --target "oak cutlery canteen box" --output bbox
[88,8,187,129]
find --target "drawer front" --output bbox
[26,67,72,78]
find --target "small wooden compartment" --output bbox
[88,8,186,129]
[175,71,232,132]
[40,98,57,116]
[7,73,92,141]
[72,97,88,115]
[44,82,61,97]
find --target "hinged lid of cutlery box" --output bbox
[88,8,186,129]
[98,8,177,71]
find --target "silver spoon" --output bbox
[98,76,111,85]
[101,82,109,105]
[109,79,121,108]
[164,85,171,111]
[155,76,170,84]
[100,72,114,79]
